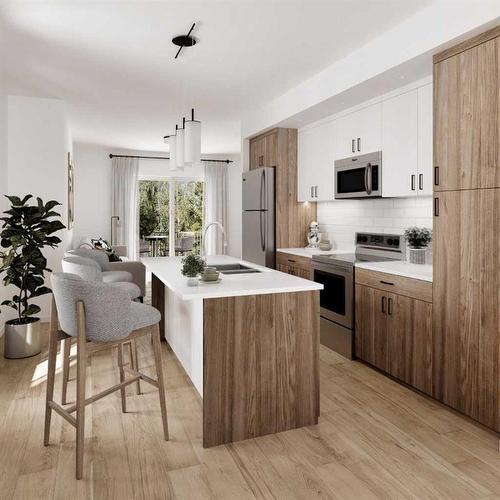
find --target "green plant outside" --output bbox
[0,195,66,324]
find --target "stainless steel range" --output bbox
[310,232,403,359]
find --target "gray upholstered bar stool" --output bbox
[60,256,142,403]
[44,273,169,480]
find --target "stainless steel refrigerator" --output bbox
[242,167,275,268]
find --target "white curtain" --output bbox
[203,162,228,255]
[111,156,139,260]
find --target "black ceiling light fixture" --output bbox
[172,23,197,59]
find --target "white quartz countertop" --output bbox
[277,247,353,258]
[355,261,433,282]
[142,255,323,300]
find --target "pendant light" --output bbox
[184,108,201,165]
[163,131,177,171]
[175,120,185,169]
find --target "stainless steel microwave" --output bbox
[334,151,382,199]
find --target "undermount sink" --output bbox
[213,264,261,275]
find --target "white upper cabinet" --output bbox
[417,83,433,196]
[382,90,418,197]
[333,103,382,159]
[297,120,335,201]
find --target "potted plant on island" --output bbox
[0,195,66,358]
[180,253,206,286]
[403,226,432,264]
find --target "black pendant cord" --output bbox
[109,153,233,164]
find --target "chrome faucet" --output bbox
[202,221,228,257]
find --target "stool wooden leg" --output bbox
[76,302,87,480]
[128,340,141,395]
[44,298,59,446]
[151,324,169,440]
[61,337,72,405]
[117,344,127,413]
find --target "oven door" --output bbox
[310,261,353,329]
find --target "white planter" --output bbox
[4,319,41,359]
[186,277,199,287]
[408,247,427,264]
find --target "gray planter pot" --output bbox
[408,247,427,264]
[4,319,41,359]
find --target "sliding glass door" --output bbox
[138,179,204,257]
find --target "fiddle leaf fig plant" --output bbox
[0,195,66,325]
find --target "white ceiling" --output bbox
[0,0,433,154]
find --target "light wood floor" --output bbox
[0,324,499,500]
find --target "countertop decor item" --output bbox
[307,221,320,248]
[0,195,66,358]
[403,226,432,264]
[181,253,206,286]
[319,239,332,251]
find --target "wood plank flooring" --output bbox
[0,323,499,499]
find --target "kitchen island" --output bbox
[142,255,322,447]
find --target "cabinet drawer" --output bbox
[276,252,311,274]
[355,268,432,303]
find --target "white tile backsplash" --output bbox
[317,196,433,252]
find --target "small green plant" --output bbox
[0,195,66,324]
[180,254,206,278]
[403,226,432,249]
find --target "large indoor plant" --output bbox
[0,195,65,358]
[403,226,432,264]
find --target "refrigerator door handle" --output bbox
[260,210,266,251]
[260,169,265,210]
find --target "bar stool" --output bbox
[44,272,169,479]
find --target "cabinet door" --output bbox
[355,284,388,370]
[298,122,335,201]
[265,131,278,167]
[382,90,418,197]
[417,83,433,196]
[387,292,412,382]
[433,189,499,431]
[434,38,500,191]
[249,136,265,170]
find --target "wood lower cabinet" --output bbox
[355,279,433,396]
[433,188,499,431]
[434,29,500,191]
[276,251,311,279]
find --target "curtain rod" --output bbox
[108,153,233,164]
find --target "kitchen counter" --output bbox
[142,255,321,447]
[142,255,322,300]
[355,261,433,282]
[278,247,353,258]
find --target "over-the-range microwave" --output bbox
[334,151,382,199]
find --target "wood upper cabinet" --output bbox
[434,36,500,191]
[355,276,433,397]
[433,188,499,431]
[249,129,316,249]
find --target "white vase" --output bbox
[408,247,426,264]
[186,277,198,287]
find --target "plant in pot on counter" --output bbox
[0,195,66,359]
[403,226,432,265]
[181,253,206,286]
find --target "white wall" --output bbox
[0,94,8,329]
[317,196,433,257]
[73,144,243,258]
[1,95,71,327]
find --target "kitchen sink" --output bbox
[213,264,261,275]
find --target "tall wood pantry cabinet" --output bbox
[249,128,317,249]
[433,26,500,433]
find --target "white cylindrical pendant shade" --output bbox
[165,135,177,171]
[184,120,201,165]
[175,128,185,169]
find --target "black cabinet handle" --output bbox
[434,166,439,186]
[287,259,296,263]
[357,138,361,152]
[388,298,393,315]
[351,139,355,153]
[419,173,424,190]
[259,155,264,167]
[434,197,439,217]
[381,296,386,314]
[310,186,314,198]
[380,280,394,286]
[411,174,416,191]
